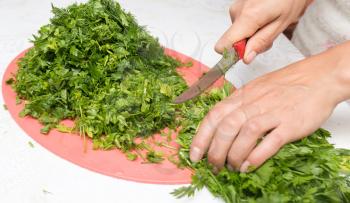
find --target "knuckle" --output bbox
[229,5,238,17]
[266,42,273,51]
[216,126,232,140]
[191,140,206,151]
[206,110,222,125]
[208,151,222,165]
[207,102,227,118]
[216,119,238,139]
[254,37,271,50]
[214,43,223,54]
[229,5,235,14]
[240,10,261,26]
[236,107,248,121]
[245,120,261,134]
[266,132,287,149]
[273,134,286,148]
[246,153,261,167]
[223,116,239,128]
[227,153,242,169]
[240,8,256,19]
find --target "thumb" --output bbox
[215,17,260,54]
[244,21,284,64]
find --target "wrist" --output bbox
[322,41,350,103]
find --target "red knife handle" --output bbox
[232,39,247,60]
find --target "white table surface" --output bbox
[1,1,350,203]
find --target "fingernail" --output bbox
[190,147,202,162]
[245,51,257,64]
[240,161,250,173]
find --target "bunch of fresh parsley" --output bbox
[9,0,350,202]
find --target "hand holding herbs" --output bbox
[7,0,350,202]
[190,41,350,173]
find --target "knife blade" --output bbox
[173,39,246,104]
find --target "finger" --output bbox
[190,91,243,162]
[227,113,280,170]
[244,20,285,64]
[206,108,246,171]
[215,9,278,54]
[207,105,261,171]
[229,1,244,22]
[239,128,288,172]
[215,19,258,54]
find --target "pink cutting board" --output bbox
[2,48,226,184]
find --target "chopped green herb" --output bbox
[3,104,8,110]
[125,151,138,161]
[5,78,14,85]
[135,149,146,161]
[165,129,173,143]
[28,141,35,148]
[167,154,183,168]
[56,124,74,133]
[12,0,187,152]
[183,61,193,67]
[223,48,229,59]
[157,142,177,150]
[42,189,52,195]
[15,96,22,105]
[146,150,164,163]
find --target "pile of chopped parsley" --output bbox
[13,0,188,151]
[8,0,350,202]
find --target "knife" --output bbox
[173,39,247,104]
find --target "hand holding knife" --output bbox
[174,39,247,104]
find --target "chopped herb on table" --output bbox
[125,151,137,161]
[28,141,35,148]
[145,150,164,164]
[7,0,350,202]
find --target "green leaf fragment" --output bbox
[28,141,35,148]
[15,96,22,105]
[56,124,74,133]
[6,78,14,85]
[125,151,138,161]
[146,151,164,163]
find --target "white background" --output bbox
[1,0,350,203]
